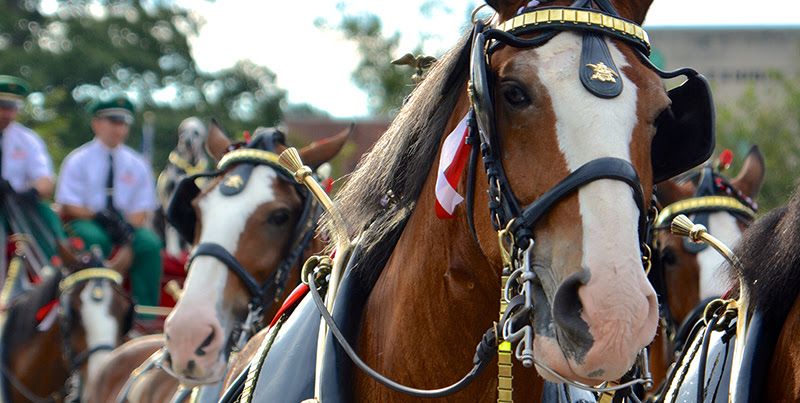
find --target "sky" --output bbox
[183,0,800,119]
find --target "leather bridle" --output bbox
[182,145,322,350]
[58,267,132,403]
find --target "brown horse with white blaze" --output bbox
[0,242,133,402]
[657,175,800,402]
[87,122,350,402]
[222,0,716,401]
[162,123,349,381]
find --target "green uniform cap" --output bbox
[0,75,31,109]
[89,95,135,125]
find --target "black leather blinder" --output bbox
[652,74,716,183]
[166,175,203,243]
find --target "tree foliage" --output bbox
[316,9,423,117]
[0,0,285,172]
[715,73,800,212]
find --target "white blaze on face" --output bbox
[77,280,117,399]
[696,212,741,299]
[534,33,641,267]
[532,32,658,379]
[175,166,279,332]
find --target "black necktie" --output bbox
[106,152,114,210]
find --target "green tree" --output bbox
[316,11,414,117]
[0,0,285,173]
[715,73,800,212]
[314,1,486,117]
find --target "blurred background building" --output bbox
[648,27,800,107]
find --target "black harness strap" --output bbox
[465,111,482,249]
[68,344,115,372]
[507,157,646,249]
[190,243,265,302]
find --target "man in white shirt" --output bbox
[0,75,66,258]
[56,96,163,307]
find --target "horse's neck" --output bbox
[353,123,543,400]
[6,319,70,399]
[366,96,500,329]
[766,293,800,401]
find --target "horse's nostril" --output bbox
[194,327,216,357]
[551,270,594,359]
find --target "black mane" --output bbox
[729,188,800,321]
[322,31,471,286]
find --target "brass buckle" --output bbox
[641,243,652,275]
[498,219,516,267]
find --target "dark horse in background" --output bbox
[0,240,133,402]
[648,146,765,387]
[655,177,800,402]
[156,117,209,259]
[218,0,716,401]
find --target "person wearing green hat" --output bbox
[0,74,67,258]
[56,95,163,308]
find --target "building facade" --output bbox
[648,27,800,107]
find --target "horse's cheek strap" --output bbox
[509,157,646,246]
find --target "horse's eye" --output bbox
[661,246,678,267]
[502,85,530,108]
[267,209,291,226]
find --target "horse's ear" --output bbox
[485,0,525,21]
[108,245,134,277]
[297,123,353,171]
[58,240,79,268]
[730,145,766,200]
[616,0,654,25]
[205,118,232,162]
[655,179,692,207]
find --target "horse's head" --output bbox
[55,241,134,397]
[177,117,207,165]
[162,120,350,383]
[652,146,764,327]
[467,0,714,383]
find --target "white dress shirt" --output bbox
[1,121,54,192]
[56,138,158,215]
